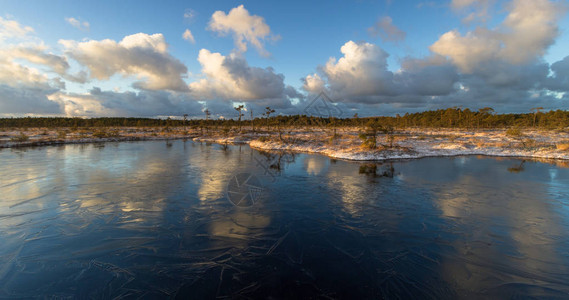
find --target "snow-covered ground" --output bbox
[248,128,569,161]
[2,127,569,162]
[0,127,198,148]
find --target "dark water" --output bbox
[1,140,568,299]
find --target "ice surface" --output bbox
[0,141,568,298]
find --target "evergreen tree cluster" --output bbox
[1,108,568,129]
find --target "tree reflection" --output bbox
[359,162,396,178]
[507,160,525,173]
[258,150,296,172]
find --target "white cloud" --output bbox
[305,0,569,114]
[0,19,67,114]
[322,41,395,97]
[451,0,494,23]
[0,18,68,77]
[65,17,90,31]
[0,17,34,42]
[309,41,459,104]
[189,49,297,109]
[3,45,70,75]
[302,73,326,94]
[0,57,49,89]
[431,0,565,73]
[182,29,195,44]
[60,33,189,91]
[0,56,63,114]
[367,16,406,43]
[208,5,279,56]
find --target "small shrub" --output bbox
[506,127,524,138]
[475,141,487,148]
[521,138,537,149]
[106,130,121,138]
[359,132,376,150]
[328,133,340,145]
[57,130,67,140]
[92,130,107,138]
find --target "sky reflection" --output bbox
[0,142,568,298]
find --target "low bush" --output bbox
[359,132,376,150]
[506,127,524,138]
[57,130,67,140]
[556,143,569,151]
[92,130,107,138]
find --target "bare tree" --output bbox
[250,108,255,132]
[264,106,275,130]
[204,108,211,134]
[235,105,245,132]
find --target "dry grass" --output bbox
[556,143,569,151]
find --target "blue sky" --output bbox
[1,0,569,118]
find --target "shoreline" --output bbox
[2,127,569,163]
[0,135,201,149]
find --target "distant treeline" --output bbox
[1,108,569,129]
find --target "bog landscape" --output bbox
[1,0,569,298]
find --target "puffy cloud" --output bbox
[60,33,189,91]
[0,17,34,42]
[430,29,498,73]
[322,41,394,97]
[367,16,406,43]
[308,41,460,105]
[295,0,563,114]
[431,0,565,73]
[0,56,63,115]
[302,73,326,94]
[0,56,50,87]
[182,29,195,44]
[3,45,70,75]
[189,49,298,109]
[500,0,564,63]
[0,45,88,83]
[0,19,66,115]
[309,33,569,113]
[65,17,90,31]
[208,5,279,56]
[0,18,75,79]
[425,0,567,111]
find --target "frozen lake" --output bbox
[1,140,568,298]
